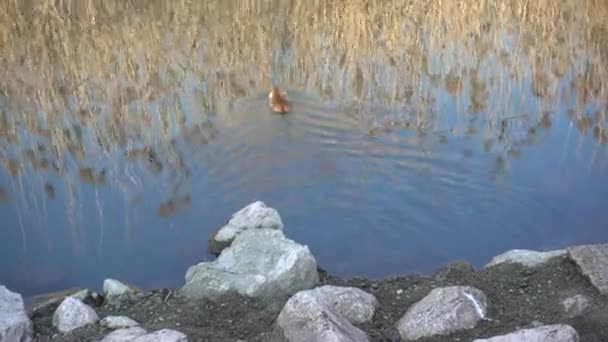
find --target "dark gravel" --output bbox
[29,255,608,341]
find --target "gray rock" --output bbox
[209,201,284,254]
[485,249,567,268]
[98,327,187,342]
[181,229,318,303]
[473,324,579,342]
[0,285,32,342]
[310,285,378,324]
[397,286,487,340]
[277,286,373,342]
[98,327,148,342]
[568,244,608,295]
[100,316,139,329]
[52,297,99,333]
[133,329,188,342]
[561,294,591,317]
[103,279,137,304]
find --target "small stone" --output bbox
[209,201,284,254]
[52,297,99,333]
[98,327,147,342]
[396,289,403,295]
[134,329,187,342]
[100,316,139,329]
[561,294,591,317]
[103,279,136,304]
[435,260,476,281]
[396,286,487,340]
[70,289,90,301]
[473,323,579,342]
[98,327,187,342]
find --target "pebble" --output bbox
[396,289,403,295]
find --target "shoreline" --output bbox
[2,202,607,341]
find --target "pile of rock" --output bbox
[2,201,607,342]
[0,279,186,342]
[199,201,607,341]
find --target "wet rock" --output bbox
[396,285,487,340]
[473,323,579,342]
[277,285,376,342]
[100,315,139,329]
[98,327,187,342]
[209,201,284,254]
[561,294,591,317]
[181,229,318,304]
[0,285,32,342]
[52,297,99,333]
[485,249,567,268]
[568,243,608,295]
[311,285,378,324]
[103,279,137,304]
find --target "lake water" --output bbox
[1,1,607,297]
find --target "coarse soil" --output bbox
[28,255,608,342]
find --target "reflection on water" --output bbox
[1,0,607,296]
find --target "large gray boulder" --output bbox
[277,286,378,342]
[98,327,187,342]
[0,285,32,342]
[209,201,284,254]
[485,249,567,268]
[473,324,579,342]
[52,297,99,333]
[397,286,487,340]
[568,243,608,295]
[181,229,318,303]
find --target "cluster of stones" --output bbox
[0,278,186,342]
[1,201,607,342]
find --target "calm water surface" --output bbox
[1,1,607,296]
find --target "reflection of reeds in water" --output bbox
[0,0,607,252]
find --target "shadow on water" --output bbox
[0,0,607,296]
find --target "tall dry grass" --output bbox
[0,0,607,252]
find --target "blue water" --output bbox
[1,4,607,298]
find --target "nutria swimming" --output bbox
[268,86,289,114]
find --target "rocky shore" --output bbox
[1,201,607,342]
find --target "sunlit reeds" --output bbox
[0,0,607,253]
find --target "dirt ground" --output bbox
[29,255,608,342]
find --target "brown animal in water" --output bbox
[268,86,290,114]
